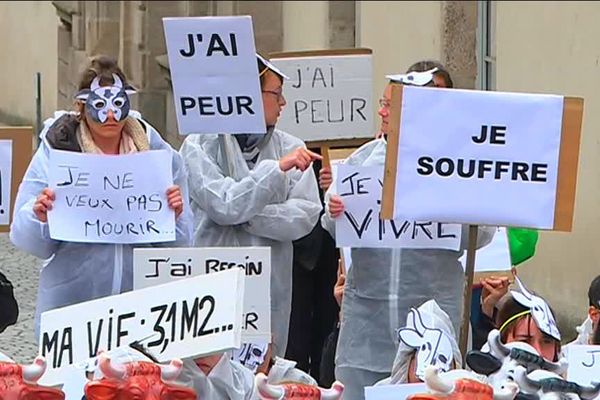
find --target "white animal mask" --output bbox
[232,342,268,373]
[386,67,439,86]
[398,307,454,380]
[257,53,289,80]
[511,274,561,341]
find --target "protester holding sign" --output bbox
[180,54,322,359]
[9,55,192,339]
[321,61,495,400]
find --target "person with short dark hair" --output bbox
[473,272,563,362]
[179,53,322,361]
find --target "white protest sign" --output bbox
[335,164,462,250]
[383,85,583,230]
[270,50,373,141]
[341,247,352,273]
[0,140,12,225]
[163,16,265,135]
[365,383,427,400]
[567,345,600,388]
[133,247,271,343]
[39,269,245,385]
[47,149,175,244]
[460,227,511,273]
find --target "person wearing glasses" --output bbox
[179,53,322,370]
[320,61,496,400]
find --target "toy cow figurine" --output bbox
[512,366,600,400]
[84,352,196,400]
[407,365,519,400]
[255,372,344,399]
[0,355,65,400]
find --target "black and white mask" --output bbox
[398,307,454,380]
[386,67,439,87]
[75,73,136,124]
[511,274,561,341]
[232,342,268,373]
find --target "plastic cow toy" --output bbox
[467,330,567,393]
[512,366,600,400]
[255,372,344,399]
[0,355,65,400]
[84,352,196,400]
[407,365,519,400]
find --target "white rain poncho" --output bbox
[179,130,321,357]
[177,354,257,400]
[10,111,193,339]
[321,138,494,380]
[385,299,462,384]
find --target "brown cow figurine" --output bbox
[0,355,65,400]
[84,352,196,400]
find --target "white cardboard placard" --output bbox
[271,53,373,141]
[134,247,271,343]
[391,86,563,229]
[0,140,12,225]
[365,383,427,400]
[567,344,600,388]
[47,149,175,244]
[39,269,245,385]
[460,227,511,273]
[335,164,462,250]
[163,16,266,135]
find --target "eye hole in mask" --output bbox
[92,99,107,110]
[113,97,126,108]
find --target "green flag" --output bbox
[507,228,539,266]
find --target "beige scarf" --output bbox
[77,117,150,154]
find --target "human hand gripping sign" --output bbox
[319,166,332,191]
[33,188,56,223]
[327,195,345,219]
[279,148,322,172]
[166,185,184,219]
[480,276,510,319]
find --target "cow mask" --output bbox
[75,73,136,124]
[398,307,454,380]
[511,272,561,341]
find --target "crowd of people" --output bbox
[3,51,599,400]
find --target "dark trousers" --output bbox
[286,223,339,385]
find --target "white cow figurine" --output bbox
[513,366,600,400]
[467,330,567,394]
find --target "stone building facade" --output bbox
[51,1,476,148]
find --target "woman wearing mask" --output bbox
[10,55,192,338]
